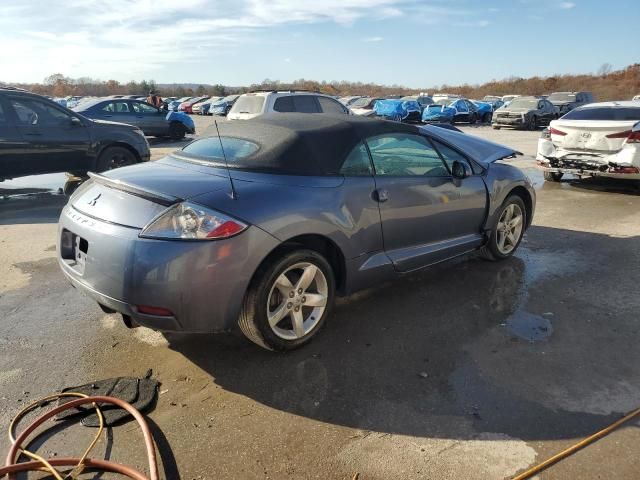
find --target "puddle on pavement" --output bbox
[504,310,553,342]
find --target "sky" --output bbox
[0,0,638,88]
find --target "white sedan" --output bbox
[537,101,640,181]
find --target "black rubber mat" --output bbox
[55,372,159,427]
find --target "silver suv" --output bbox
[227,91,349,120]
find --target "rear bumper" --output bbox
[57,204,280,333]
[537,164,640,180]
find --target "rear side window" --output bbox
[273,96,295,112]
[293,96,320,113]
[233,95,265,114]
[318,97,348,114]
[101,102,115,112]
[340,143,372,176]
[132,102,158,113]
[563,107,640,121]
[114,101,130,113]
[180,137,259,162]
[0,102,6,124]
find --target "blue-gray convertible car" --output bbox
[57,114,535,351]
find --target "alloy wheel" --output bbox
[266,262,328,340]
[496,203,524,255]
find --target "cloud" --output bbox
[559,1,576,8]
[363,36,384,42]
[0,0,487,82]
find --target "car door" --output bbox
[540,100,554,124]
[7,96,90,175]
[453,100,469,122]
[108,100,137,126]
[366,132,487,272]
[0,97,29,179]
[131,101,166,135]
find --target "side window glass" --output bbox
[293,96,320,113]
[366,134,449,177]
[114,101,130,113]
[318,97,347,114]
[101,102,115,112]
[340,143,372,176]
[0,102,7,124]
[432,138,482,175]
[273,96,295,112]
[10,98,72,126]
[132,102,158,113]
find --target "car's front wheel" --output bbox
[239,250,335,351]
[480,195,527,261]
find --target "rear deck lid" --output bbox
[549,119,638,152]
[70,157,232,228]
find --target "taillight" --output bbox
[549,127,567,136]
[140,202,248,240]
[606,130,640,143]
[137,305,174,316]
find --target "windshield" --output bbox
[223,94,239,102]
[502,96,518,102]
[401,96,417,101]
[563,107,640,121]
[507,98,539,109]
[351,97,372,108]
[548,93,576,102]
[231,95,265,114]
[432,99,450,106]
[483,96,500,102]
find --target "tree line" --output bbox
[3,64,639,101]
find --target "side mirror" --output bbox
[70,117,82,126]
[451,160,471,179]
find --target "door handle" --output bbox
[103,115,113,118]
[374,189,389,202]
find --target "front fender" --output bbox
[483,163,536,231]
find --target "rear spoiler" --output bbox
[88,172,182,207]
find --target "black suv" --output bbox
[0,88,150,181]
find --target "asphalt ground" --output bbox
[1,117,639,479]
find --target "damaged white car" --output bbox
[537,101,640,182]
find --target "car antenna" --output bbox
[214,120,237,200]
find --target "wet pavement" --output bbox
[1,122,640,479]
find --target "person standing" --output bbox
[146,90,163,108]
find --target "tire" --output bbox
[543,171,563,182]
[169,122,186,140]
[95,146,137,172]
[480,195,527,261]
[469,114,477,125]
[528,115,538,131]
[492,125,500,130]
[483,112,492,123]
[238,249,336,351]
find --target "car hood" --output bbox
[499,107,532,114]
[422,125,521,165]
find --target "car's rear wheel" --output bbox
[469,113,477,125]
[96,146,136,172]
[169,122,186,140]
[543,171,563,182]
[528,115,538,130]
[480,195,527,261]
[238,250,335,351]
[482,112,492,123]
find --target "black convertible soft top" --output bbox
[195,114,420,175]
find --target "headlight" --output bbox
[140,202,248,240]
